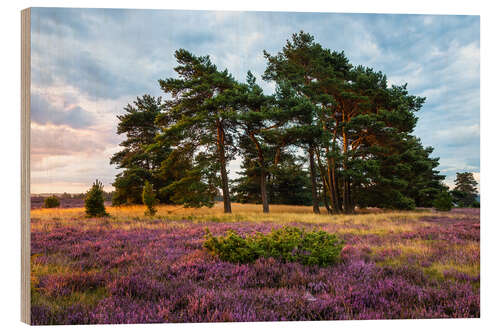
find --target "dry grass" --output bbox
[30,203,468,234]
[31,202,451,222]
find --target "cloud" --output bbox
[29,9,480,193]
[31,123,120,193]
[435,124,480,147]
[30,123,107,157]
[31,93,95,129]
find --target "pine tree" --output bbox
[433,191,453,211]
[43,195,60,208]
[263,31,332,214]
[264,31,431,212]
[85,180,109,217]
[158,49,238,213]
[159,146,218,208]
[232,136,312,206]
[355,135,446,209]
[142,181,157,216]
[110,95,169,205]
[106,32,447,214]
[231,72,293,213]
[452,172,479,207]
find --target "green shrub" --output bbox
[142,181,157,216]
[433,191,453,211]
[43,195,60,208]
[204,227,344,267]
[85,179,109,217]
[472,201,480,208]
[392,191,416,210]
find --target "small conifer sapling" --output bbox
[142,181,157,216]
[85,179,109,217]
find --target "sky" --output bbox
[30,8,480,194]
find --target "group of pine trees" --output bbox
[433,172,479,211]
[110,31,448,214]
[451,172,479,207]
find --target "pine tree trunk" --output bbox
[343,177,348,213]
[326,155,341,214]
[330,165,341,213]
[342,176,355,214]
[249,132,269,213]
[220,160,232,213]
[322,188,332,214]
[335,173,342,212]
[216,121,231,213]
[315,150,332,214]
[342,118,354,214]
[260,168,270,213]
[316,147,339,214]
[308,147,320,214]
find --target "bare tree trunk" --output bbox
[260,167,269,213]
[216,120,232,213]
[322,187,332,214]
[315,149,332,214]
[349,181,355,213]
[220,159,232,213]
[343,178,351,214]
[325,152,341,214]
[324,148,336,214]
[309,147,320,214]
[335,173,342,212]
[316,147,339,214]
[329,160,341,213]
[249,133,269,213]
[342,115,354,214]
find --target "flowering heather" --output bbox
[30,205,479,325]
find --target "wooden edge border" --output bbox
[21,7,31,325]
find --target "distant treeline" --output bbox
[110,31,446,214]
[32,192,114,202]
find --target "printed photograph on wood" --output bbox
[27,8,480,325]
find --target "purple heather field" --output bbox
[30,207,479,325]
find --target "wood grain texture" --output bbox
[21,7,31,325]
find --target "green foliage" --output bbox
[159,149,218,208]
[231,137,312,206]
[472,201,480,208]
[452,172,479,207]
[204,227,344,267]
[108,32,448,213]
[391,192,416,210]
[262,31,435,213]
[85,180,109,218]
[43,195,60,208]
[355,136,445,210]
[142,181,157,216]
[111,168,148,206]
[454,172,478,194]
[157,49,239,212]
[433,191,453,211]
[110,95,170,206]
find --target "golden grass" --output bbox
[31,202,328,218]
[371,239,436,257]
[372,238,480,282]
[31,202,451,222]
[30,203,469,234]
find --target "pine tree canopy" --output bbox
[110,31,450,213]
